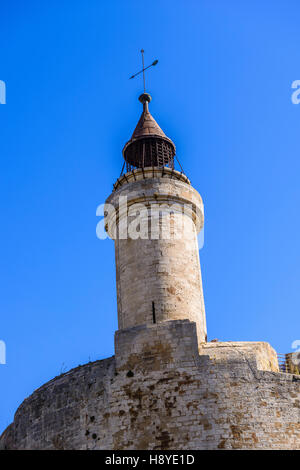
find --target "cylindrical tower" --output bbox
[105,94,207,344]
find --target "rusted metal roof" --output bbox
[130,100,167,140]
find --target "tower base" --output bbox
[1,320,299,450]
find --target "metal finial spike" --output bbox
[141,49,146,93]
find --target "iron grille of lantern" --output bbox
[124,138,175,173]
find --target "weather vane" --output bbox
[129,49,158,93]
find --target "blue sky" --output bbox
[0,0,300,432]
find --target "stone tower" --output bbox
[105,92,206,344]
[1,92,299,451]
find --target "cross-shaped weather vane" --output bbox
[129,49,158,93]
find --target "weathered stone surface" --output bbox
[1,320,299,450]
[106,170,207,344]
[199,341,279,373]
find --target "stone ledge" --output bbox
[113,167,191,191]
[199,341,279,372]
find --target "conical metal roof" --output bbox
[130,95,168,140]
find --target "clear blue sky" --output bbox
[1,0,299,432]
